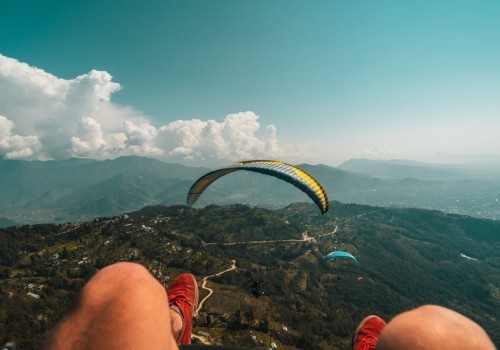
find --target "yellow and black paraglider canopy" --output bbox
[186,160,329,214]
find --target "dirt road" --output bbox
[194,260,237,317]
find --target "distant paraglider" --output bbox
[323,251,358,264]
[186,160,329,214]
[251,281,264,298]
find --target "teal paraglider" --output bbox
[323,251,358,263]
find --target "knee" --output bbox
[91,262,153,286]
[95,262,151,281]
[377,304,495,350]
[80,262,163,305]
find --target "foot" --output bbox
[352,315,387,350]
[167,273,199,345]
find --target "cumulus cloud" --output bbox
[0,115,42,159]
[0,54,147,160]
[0,54,288,162]
[158,112,280,160]
[70,116,106,156]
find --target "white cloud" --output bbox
[0,115,42,159]
[123,121,163,156]
[0,54,293,163]
[0,54,148,160]
[354,145,401,159]
[70,116,106,156]
[158,112,282,161]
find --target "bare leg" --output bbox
[42,262,179,350]
[376,305,495,350]
[170,310,184,340]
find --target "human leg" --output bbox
[376,305,495,350]
[42,262,179,350]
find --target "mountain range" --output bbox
[1,156,500,226]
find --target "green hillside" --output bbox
[1,202,499,349]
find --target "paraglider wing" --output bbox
[323,251,358,263]
[187,168,238,207]
[186,160,329,214]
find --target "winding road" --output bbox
[194,259,237,317]
[190,210,379,343]
[204,231,317,246]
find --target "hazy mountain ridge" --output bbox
[1,202,499,349]
[1,156,500,225]
[338,158,500,180]
[0,156,210,224]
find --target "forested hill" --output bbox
[1,202,499,349]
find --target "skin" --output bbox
[42,262,180,350]
[42,263,495,350]
[377,305,496,350]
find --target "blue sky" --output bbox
[1,0,500,166]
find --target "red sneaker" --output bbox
[352,315,387,350]
[167,273,199,345]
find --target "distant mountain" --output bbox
[0,217,17,228]
[337,158,480,180]
[2,156,500,224]
[0,156,209,224]
[0,156,388,224]
[334,159,500,221]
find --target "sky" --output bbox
[1,0,500,166]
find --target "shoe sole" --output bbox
[352,315,379,346]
